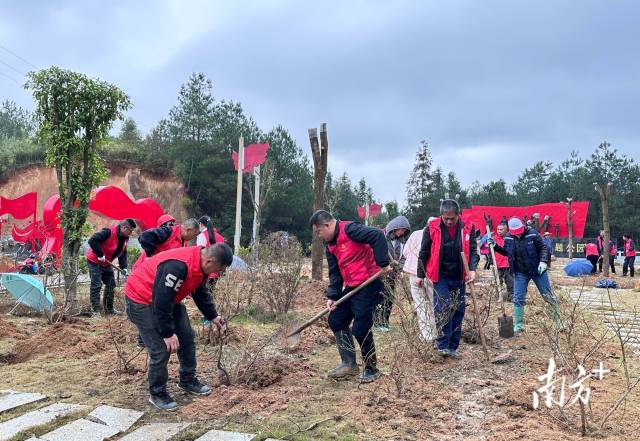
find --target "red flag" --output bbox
[232,143,270,173]
[0,192,37,219]
[357,203,383,219]
[88,185,165,231]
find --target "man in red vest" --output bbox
[125,244,233,411]
[86,218,136,316]
[133,217,200,348]
[417,200,479,357]
[494,222,514,301]
[622,234,636,277]
[133,218,200,271]
[310,210,392,383]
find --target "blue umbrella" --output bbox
[564,259,594,277]
[0,273,54,312]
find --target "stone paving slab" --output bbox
[195,429,256,441]
[118,422,191,441]
[87,405,143,432]
[0,403,87,441]
[0,390,46,413]
[39,418,121,441]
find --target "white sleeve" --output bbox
[196,232,207,247]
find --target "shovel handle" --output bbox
[460,251,490,361]
[286,270,383,338]
[108,261,125,275]
[486,225,506,315]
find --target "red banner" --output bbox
[88,185,165,231]
[0,192,37,219]
[232,143,270,173]
[357,203,383,220]
[463,202,589,238]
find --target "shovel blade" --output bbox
[498,314,514,338]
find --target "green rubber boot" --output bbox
[513,306,525,333]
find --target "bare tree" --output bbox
[309,124,328,280]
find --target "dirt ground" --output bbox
[1,263,640,440]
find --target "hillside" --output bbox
[0,162,189,230]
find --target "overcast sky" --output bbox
[1,0,638,205]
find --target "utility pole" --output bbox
[251,164,261,248]
[564,198,574,259]
[233,136,244,253]
[595,182,613,277]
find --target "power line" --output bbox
[0,43,37,69]
[0,58,25,76]
[0,69,21,85]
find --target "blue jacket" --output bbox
[495,227,550,276]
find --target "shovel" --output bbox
[486,226,514,338]
[460,251,490,361]
[273,271,384,349]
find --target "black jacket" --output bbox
[88,226,129,269]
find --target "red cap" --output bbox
[156,214,176,227]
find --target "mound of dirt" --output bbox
[0,316,25,339]
[294,279,327,311]
[0,322,107,364]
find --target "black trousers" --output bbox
[587,255,599,274]
[126,297,197,395]
[328,280,383,365]
[375,275,395,327]
[598,255,616,274]
[623,256,635,277]
[88,261,115,312]
[497,267,514,301]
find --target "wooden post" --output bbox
[310,124,328,280]
[251,164,261,248]
[595,183,613,277]
[565,198,574,259]
[234,136,244,253]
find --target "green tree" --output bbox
[513,161,553,205]
[468,179,514,206]
[0,100,35,139]
[26,66,130,309]
[119,117,142,147]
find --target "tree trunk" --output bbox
[310,125,328,281]
[566,200,574,259]
[602,190,611,278]
[61,233,81,313]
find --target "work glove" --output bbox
[98,255,106,263]
[538,262,548,274]
[487,238,496,247]
[121,268,129,277]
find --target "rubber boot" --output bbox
[513,306,525,333]
[103,288,115,315]
[358,334,381,383]
[327,330,359,379]
[547,303,565,331]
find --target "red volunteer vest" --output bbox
[493,234,509,268]
[425,217,473,283]
[625,240,636,257]
[125,246,206,305]
[132,225,184,271]
[86,225,128,266]
[326,221,380,287]
[585,243,599,257]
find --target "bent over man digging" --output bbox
[309,210,392,383]
[124,244,233,411]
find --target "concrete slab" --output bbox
[39,418,120,441]
[86,405,143,432]
[118,423,191,441]
[0,390,46,413]
[0,403,87,441]
[195,429,256,441]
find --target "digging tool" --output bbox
[107,261,126,276]
[274,271,384,349]
[486,226,514,338]
[460,251,490,361]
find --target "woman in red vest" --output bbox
[585,240,600,274]
[86,218,136,316]
[124,244,233,411]
[310,210,392,383]
[622,234,636,277]
[494,222,514,301]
